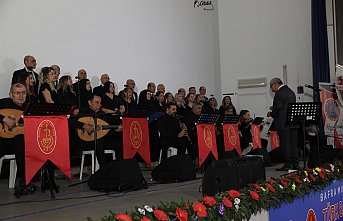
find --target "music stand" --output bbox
[286,102,321,168]
[222,115,240,124]
[23,103,73,199]
[198,113,220,124]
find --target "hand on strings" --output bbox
[115,125,123,132]
[83,124,94,133]
[3,116,16,129]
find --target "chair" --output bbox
[0,154,17,188]
[158,147,178,164]
[79,150,116,180]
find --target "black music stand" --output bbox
[23,103,73,199]
[222,115,240,124]
[286,102,321,168]
[198,113,220,124]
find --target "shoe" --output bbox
[26,183,38,194]
[14,184,29,198]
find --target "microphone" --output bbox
[75,76,80,79]
[124,84,128,87]
[305,84,321,91]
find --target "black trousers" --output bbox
[278,127,299,166]
[160,137,191,160]
[0,135,25,184]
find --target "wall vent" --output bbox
[237,77,267,89]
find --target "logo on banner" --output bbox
[324,98,340,121]
[37,120,56,154]
[130,121,142,149]
[253,125,259,142]
[204,126,212,148]
[272,133,280,147]
[228,125,237,145]
[306,209,317,221]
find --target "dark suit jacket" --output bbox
[93,85,105,96]
[271,85,296,130]
[11,68,39,95]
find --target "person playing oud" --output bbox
[70,94,123,168]
[0,83,37,197]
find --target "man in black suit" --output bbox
[269,78,299,171]
[93,73,110,96]
[11,55,39,95]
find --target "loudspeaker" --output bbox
[88,159,147,192]
[151,155,196,182]
[202,156,266,196]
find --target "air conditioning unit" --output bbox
[237,77,267,89]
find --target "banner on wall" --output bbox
[319,83,343,148]
[269,180,343,221]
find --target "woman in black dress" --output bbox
[77,79,92,108]
[57,75,77,106]
[219,95,236,116]
[18,72,38,103]
[101,81,124,114]
[38,67,59,104]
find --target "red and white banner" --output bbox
[319,83,343,148]
[122,118,151,165]
[24,116,70,184]
[269,131,280,150]
[222,124,242,157]
[251,124,262,149]
[196,124,218,167]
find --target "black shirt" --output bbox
[0,98,26,123]
[39,83,60,103]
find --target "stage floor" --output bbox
[0,163,287,221]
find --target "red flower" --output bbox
[281,181,288,187]
[294,177,303,184]
[176,207,188,221]
[203,196,216,206]
[249,190,260,201]
[309,175,316,182]
[153,210,168,221]
[252,184,262,191]
[193,202,207,218]
[319,173,325,180]
[140,217,151,221]
[115,214,132,221]
[228,190,241,198]
[283,178,290,182]
[222,196,233,208]
[265,183,276,192]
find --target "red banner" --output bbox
[24,116,70,184]
[222,124,242,157]
[251,124,262,149]
[196,124,218,167]
[269,131,280,150]
[122,118,151,165]
[334,128,343,149]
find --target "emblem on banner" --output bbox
[130,121,142,149]
[228,125,236,145]
[324,98,340,121]
[253,126,259,142]
[203,126,212,148]
[37,120,56,154]
[306,209,317,221]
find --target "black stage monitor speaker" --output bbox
[202,156,266,196]
[88,159,147,192]
[151,155,196,182]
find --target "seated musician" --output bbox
[157,102,192,160]
[70,94,123,167]
[0,83,36,197]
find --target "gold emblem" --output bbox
[130,121,142,149]
[37,120,56,154]
[203,126,212,149]
[228,125,236,145]
[253,126,260,144]
[272,132,280,147]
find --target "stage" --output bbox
[0,163,286,221]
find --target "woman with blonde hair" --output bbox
[38,66,59,103]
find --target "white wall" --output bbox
[217,0,313,117]
[0,0,219,97]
